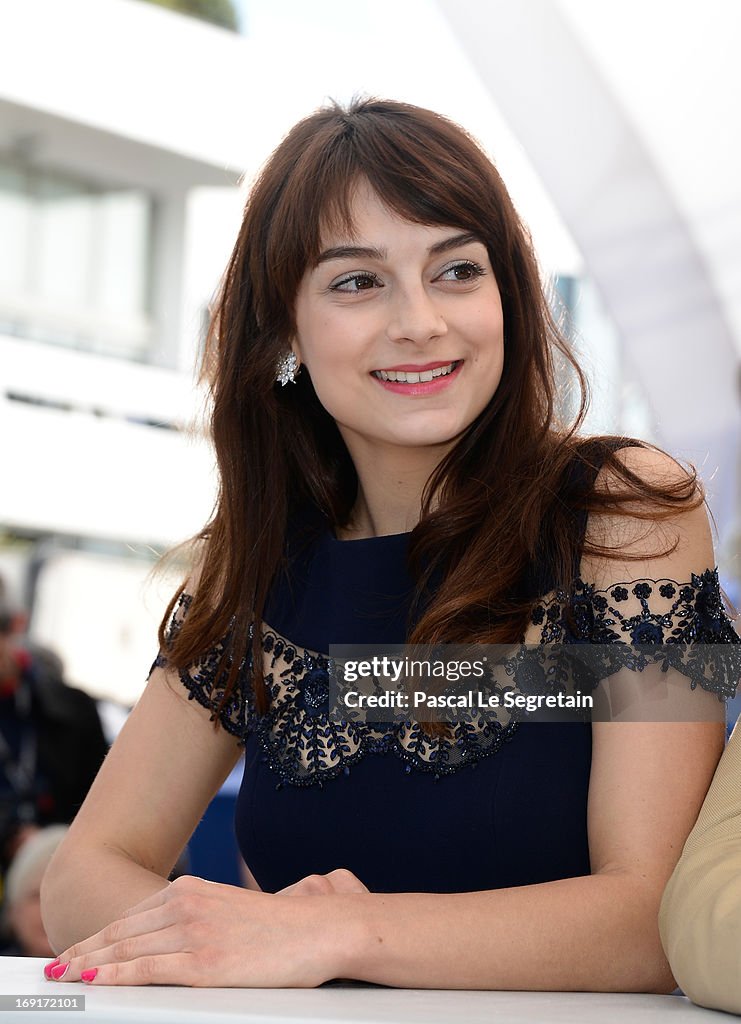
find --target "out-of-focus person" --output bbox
[0,575,108,899]
[659,716,741,1015]
[1,825,68,956]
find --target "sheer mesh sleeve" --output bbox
[148,592,256,742]
[528,568,741,703]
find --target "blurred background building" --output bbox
[1,0,740,712]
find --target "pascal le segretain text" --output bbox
[341,690,594,712]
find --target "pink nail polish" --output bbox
[43,959,60,980]
[81,968,98,984]
[50,962,70,981]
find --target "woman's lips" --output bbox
[371,360,463,396]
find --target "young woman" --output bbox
[40,98,738,991]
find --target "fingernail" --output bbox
[43,959,60,980]
[50,962,70,981]
[81,968,98,984]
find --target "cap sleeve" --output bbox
[148,592,256,742]
[528,568,741,702]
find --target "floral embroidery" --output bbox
[150,569,740,787]
[148,594,251,742]
[252,629,518,788]
[529,568,741,700]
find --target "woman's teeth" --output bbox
[373,361,459,383]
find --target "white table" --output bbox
[0,957,731,1024]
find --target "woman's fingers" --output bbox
[51,924,188,983]
[323,868,369,893]
[278,868,369,896]
[44,880,341,988]
[55,876,214,963]
[79,952,196,987]
[54,904,179,969]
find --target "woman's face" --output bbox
[292,183,504,458]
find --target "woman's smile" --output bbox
[371,359,463,394]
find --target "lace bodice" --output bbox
[151,568,740,789]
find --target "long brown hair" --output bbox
[158,98,701,723]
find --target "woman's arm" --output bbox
[658,720,741,1014]
[327,727,723,992]
[327,448,726,991]
[40,657,243,952]
[47,703,721,991]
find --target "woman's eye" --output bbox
[439,260,485,282]
[331,272,381,293]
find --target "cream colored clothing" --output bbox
[659,718,741,1014]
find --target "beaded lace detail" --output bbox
[529,570,741,701]
[150,569,740,788]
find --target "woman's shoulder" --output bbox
[586,438,697,496]
[524,439,740,698]
[525,435,681,601]
[577,438,710,590]
[567,434,689,494]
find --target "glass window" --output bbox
[36,176,97,306]
[0,165,31,294]
[0,159,154,361]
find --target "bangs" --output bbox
[263,100,504,301]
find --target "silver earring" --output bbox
[275,351,299,386]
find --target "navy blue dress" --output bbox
[161,509,740,895]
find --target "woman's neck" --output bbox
[339,439,451,540]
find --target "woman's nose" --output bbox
[385,286,448,345]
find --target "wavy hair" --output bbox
[157,98,701,725]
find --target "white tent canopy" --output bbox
[438,0,741,545]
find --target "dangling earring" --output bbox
[275,351,299,386]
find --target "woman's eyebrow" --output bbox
[315,232,483,266]
[316,244,385,265]
[427,232,482,256]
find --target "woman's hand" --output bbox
[43,873,364,988]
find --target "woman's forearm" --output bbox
[41,863,676,990]
[330,872,676,992]
[41,845,170,955]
